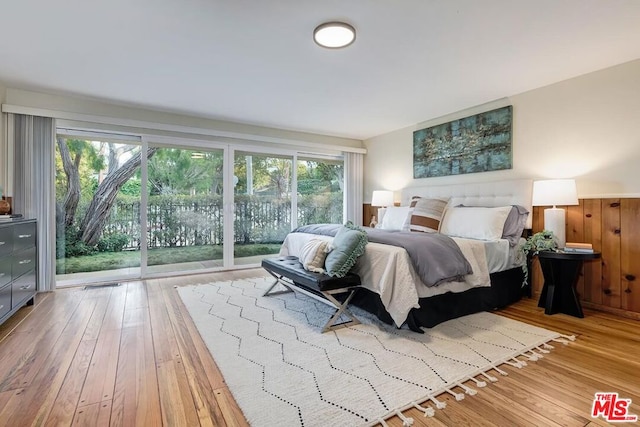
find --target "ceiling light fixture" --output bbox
[313,22,356,49]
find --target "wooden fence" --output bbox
[98,195,342,249]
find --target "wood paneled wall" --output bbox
[531,198,640,319]
[363,204,376,227]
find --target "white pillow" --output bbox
[440,206,512,241]
[378,206,412,231]
[299,239,330,273]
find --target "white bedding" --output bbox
[279,232,519,327]
[460,236,525,273]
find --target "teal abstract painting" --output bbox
[413,106,513,178]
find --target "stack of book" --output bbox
[564,242,594,253]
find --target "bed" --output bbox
[279,179,533,332]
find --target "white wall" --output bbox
[364,59,640,202]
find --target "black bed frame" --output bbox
[351,265,530,333]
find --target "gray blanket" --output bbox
[292,224,472,287]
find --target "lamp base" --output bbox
[544,207,566,248]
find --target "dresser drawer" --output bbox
[13,222,36,252]
[0,283,11,319]
[12,271,36,309]
[0,258,10,288]
[0,227,12,257]
[12,247,36,280]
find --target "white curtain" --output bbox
[343,152,364,226]
[12,114,56,292]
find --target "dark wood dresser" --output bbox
[0,219,37,325]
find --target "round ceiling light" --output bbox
[313,22,356,49]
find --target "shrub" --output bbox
[64,238,98,257]
[97,233,130,252]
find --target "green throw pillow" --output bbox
[324,222,368,278]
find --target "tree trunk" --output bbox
[79,147,158,246]
[57,137,81,227]
[108,142,118,174]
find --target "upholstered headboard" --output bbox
[400,179,534,229]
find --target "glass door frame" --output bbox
[141,135,233,277]
[230,147,297,267]
[54,129,144,287]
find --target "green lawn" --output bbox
[56,244,282,274]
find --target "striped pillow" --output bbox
[409,196,449,233]
[299,239,330,273]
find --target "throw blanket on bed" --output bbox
[292,224,472,287]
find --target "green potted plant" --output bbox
[521,230,558,286]
[522,230,558,257]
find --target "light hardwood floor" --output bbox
[0,269,638,426]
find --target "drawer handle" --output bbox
[20,285,32,290]
[0,273,4,277]
[0,242,4,245]
[18,234,32,239]
[0,305,3,310]
[19,260,32,265]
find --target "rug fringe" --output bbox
[411,402,435,417]
[536,345,550,354]
[396,410,414,426]
[429,395,447,409]
[366,335,572,427]
[480,371,498,382]
[445,388,465,401]
[553,334,576,345]
[492,365,509,375]
[456,382,477,395]
[468,376,487,387]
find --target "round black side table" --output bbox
[537,250,601,318]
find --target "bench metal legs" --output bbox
[318,288,361,333]
[263,272,361,333]
[262,274,294,296]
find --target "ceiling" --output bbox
[1,1,639,140]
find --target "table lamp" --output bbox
[370,190,394,227]
[532,179,578,248]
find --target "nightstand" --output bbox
[537,250,601,318]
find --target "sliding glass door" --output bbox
[297,156,344,226]
[145,146,225,275]
[55,136,143,284]
[55,130,346,286]
[233,151,292,265]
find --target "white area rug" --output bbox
[178,276,571,427]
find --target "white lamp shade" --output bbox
[371,190,394,207]
[532,179,578,207]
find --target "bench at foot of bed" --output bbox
[261,256,362,333]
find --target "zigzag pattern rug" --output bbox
[177,276,572,427]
